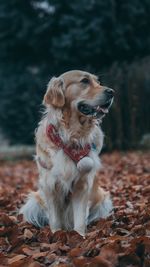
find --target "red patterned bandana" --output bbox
[46,124,91,163]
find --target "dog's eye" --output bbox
[80,78,90,85]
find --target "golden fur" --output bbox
[20,70,113,236]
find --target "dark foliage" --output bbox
[0,0,150,147]
[102,58,150,150]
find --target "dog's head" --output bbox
[43,70,114,120]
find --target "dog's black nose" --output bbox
[105,88,114,98]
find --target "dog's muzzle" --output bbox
[78,88,114,118]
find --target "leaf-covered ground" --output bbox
[0,152,150,267]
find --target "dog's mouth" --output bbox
[77,99,113,118]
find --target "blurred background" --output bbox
[0,0,150,156]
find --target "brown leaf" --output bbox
[73,256,89,267]
[28,262,43,267]
[0,213,14,226]
[115,227,130,236]
[66,231,84,248]
[69,248,84,257]
[22,247,39,256]
[32,251,48,260]
[89,256,112,267]
[0,153,149,266]
[143,185,150,194]
[40,242,62,253]
[44,252,58,264]
[40,242,54,251]
[37,226,52,243]
[23,229,33,240]
[59,245,70,253]
[52,230,68,243]
[7,254,27,265]
[55,264,71,267]
[100,247,118,266]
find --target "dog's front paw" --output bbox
[51,228,62,234]
[50,222,62,234]
[77,157,94,174]
[74,227,86,237]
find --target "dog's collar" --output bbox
[46,124,91,163]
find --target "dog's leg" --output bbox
[87,185,113,224]
[45,191,62,232]
[72,178,89,236]
[19,191,48,227]
[40,171,62,233]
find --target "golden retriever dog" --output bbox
[20,70,114,236]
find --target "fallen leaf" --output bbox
[69,247,84,257]
[7,254,27,265]
[73,256,89,267]
[32,251,48,260]
[89,256,112,267]
[0,153,149,266]
[23,229,33,240]
[0,213,14,226]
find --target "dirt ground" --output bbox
[0,151,150,267]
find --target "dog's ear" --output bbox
[43,77,65,108]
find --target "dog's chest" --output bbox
[50,148,79,188]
